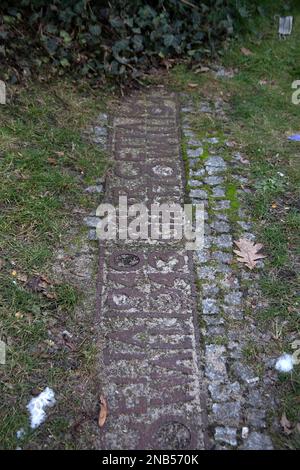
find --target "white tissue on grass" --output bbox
[275,353,295,373]
[16,428,26,439]
[27,387,56,429]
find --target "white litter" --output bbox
[278,16,293,37]
[246,376,259,385]
[27,387,56,429]
[275,353,295,373]
[16,428,26,439]
[242,426,249,439]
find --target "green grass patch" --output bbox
[0,79,108,449]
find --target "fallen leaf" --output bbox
[98,395,108,428]
[161,59,174,71]
[44,291,57,300]
[194,66,210,74]
[40,274,53,284]
[11,270,17,277]
[16,272,28,283]
[47,158,57,165]
[280,412,293,435]
[62,334,75,350]
[241,47,253,56]
[188,82,198,88]
[233,238,266,270]
[226,141,238,148]
[271,203,277,209]
[259,79,276,86]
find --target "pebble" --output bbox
[215,427,237,447]
[240,432,273,450]
[85,185,103,194]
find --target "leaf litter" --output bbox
[98,395,108,428]
[233,238,266,270]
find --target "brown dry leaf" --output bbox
[241,47,253,56]
[280,412,293,435]
[44,291,57,300]
[16,272,28,283]
[194,66,210,74]
[98,395,108,428]
[233,238,266,270]
[188,82,198,88]
[40,275,53,284]
[47,158,57,165]
[161,59,174,71]
[226,141,238,148]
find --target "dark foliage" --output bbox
[0,1,293,82]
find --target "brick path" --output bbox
[89,88,275,450]
[96,90,207,450]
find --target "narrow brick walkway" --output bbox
[96,90,207,450]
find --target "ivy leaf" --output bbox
[164,34,176,48]
[60,58,70,68]
[60,30,72,44]
[89,24,101,36]
[44,37,59,55]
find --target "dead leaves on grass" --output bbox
[234,238,266,270]
[98,395,108,428]
[280,412,293,435]
[280,412,300,436]
[240,47,253,57]
[11,270,58,300]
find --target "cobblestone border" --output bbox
[83,112,108,239]
[180,95,275,450]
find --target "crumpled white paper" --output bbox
[27,387,56,429]
[275,353,295,373]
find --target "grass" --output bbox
[169,10,300,448]
[0,80,109,449]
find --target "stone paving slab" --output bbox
[96,90,207,450]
